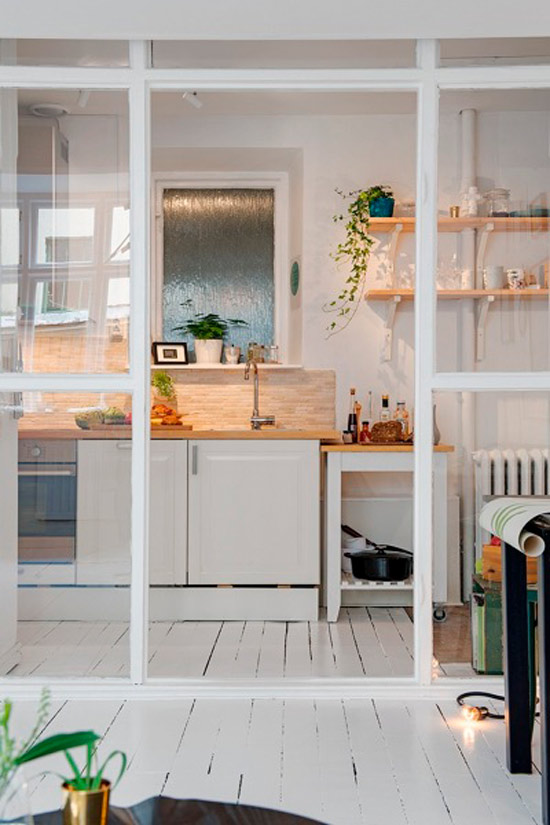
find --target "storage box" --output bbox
[471,576,504,675]
[482,543,537,584]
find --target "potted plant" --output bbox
[0,690,101,824]
[174,311,248,364]
[324,185,394,336]
[365,184,394,217]
[151,370,177,408]
[56,736,126,825]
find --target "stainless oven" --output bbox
[18,439,77,562]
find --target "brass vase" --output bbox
[62,781,110,825]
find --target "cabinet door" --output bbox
[149,440,187,585]
[77,440,132,584]
[77,440,187,585]
[188,440,319,585]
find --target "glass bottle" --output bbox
[359,421,370,443]
[347,388,358,442]
[393,401,410,436]
[380,394,390,422]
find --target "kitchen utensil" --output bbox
[482,265,504,290]
[344,545,413,582]
[506,268,526,289]
[224,345,241,364]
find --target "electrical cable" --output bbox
[456,691,505,721]
[457,691,540,723]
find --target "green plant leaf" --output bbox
[93,750,127,791]
[15,731,100,765]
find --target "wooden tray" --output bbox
[85,423,193,432]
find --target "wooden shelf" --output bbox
[369,216,550,233]
[341,572,413,591]
[365,288,550,301]
[151,363,303,370]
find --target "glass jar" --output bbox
[484,188,511,217]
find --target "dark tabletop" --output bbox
[35,796,325,825]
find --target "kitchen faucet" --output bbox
[244,358,276,430]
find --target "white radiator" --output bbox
[473,448,549,558]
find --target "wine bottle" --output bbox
[380,393,390,422]
[347,388,358,442]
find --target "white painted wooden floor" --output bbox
[7,697,543,825]
[11,608,415,679]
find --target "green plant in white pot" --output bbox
[174,312,248,364]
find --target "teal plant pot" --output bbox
[369,197,395,218]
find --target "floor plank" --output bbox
[7,697,542,825]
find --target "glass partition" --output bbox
[0,88,129,373]
[432,389,550,680]
[437,88,550,372]
[0,40,129,66]
[0,391,132,679]
[148,88,417,679]
[151,40,417,69]
[440,38,550,66]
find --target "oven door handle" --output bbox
[18,470,76,477]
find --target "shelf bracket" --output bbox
[475,221,495,285]
[382,295,402,362]
[387,222,403,287]
[476,294,495,361]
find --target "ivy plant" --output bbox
[324,185,393,336]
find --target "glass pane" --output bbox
[437,89,550,372]
[0,88,130,373]
[440,38,550,66]
[432,390,550,681]
[151,39,416,69]
[149,89,416,680]
[0,39,129,66]
[0,391,132,679]
[162,188,275,359]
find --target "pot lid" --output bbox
[351,544,412,560]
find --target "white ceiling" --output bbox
[1,0,550,40]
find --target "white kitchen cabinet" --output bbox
[77,440,187,585]
[188,439,319,585]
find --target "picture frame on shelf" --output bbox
[152,341,188,365]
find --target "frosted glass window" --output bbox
[162,188,274,358]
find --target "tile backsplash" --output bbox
[172,368,335,430]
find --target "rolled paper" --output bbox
[518,531,545,558]
[479,496,550,556]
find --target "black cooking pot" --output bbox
[344,545,413,582]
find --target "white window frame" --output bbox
[0,41,549,699]
[152,172,289,361]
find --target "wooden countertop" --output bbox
[18,427,341,442]
[321,443,454,452]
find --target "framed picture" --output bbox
[151,341,189,365]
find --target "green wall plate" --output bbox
[290,260,300,296]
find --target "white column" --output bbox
[128,40,151,684]
[415,40,439,686]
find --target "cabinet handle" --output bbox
[116,442,132,450]
[192,445,198,475]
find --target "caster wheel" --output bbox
[433,607,447,623]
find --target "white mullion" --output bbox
[145,68,422,91]
[433,372,550,392]
[128,40,150,685]
[0,373,134,392]
[414,40,439,687]
[437,64,550,90]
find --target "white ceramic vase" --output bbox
[194,338,223,364]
